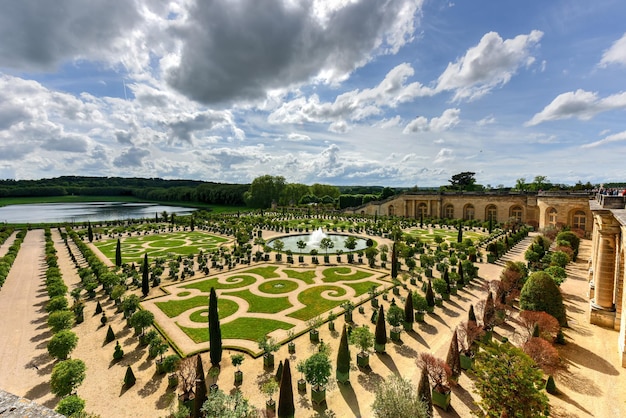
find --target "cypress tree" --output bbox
[457,225,463,243]
[190,216,195,231]
[275,360,284,383]
[444,270,451,293]
[391,241,398,279]
[115,239,122,267]
[193,355,207,418]
[278,358,295,418]
[468,304,477,323]
[545,375,557,394]
[483,292,495,330]
[208,287,222,366]
[417,364,433,417]
[457,260,464,286]
[374,306,386,353]
[141,253,149,297]
[404,290,414,325]
[336,325,350,383]
[87,222,93,243]
[123,366,136,388]
[446,330,461,380]
[425,280,435,308]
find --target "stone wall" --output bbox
[0,390,63,417]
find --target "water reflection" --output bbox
[0,202,195,224]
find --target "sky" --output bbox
[1,0,625,187]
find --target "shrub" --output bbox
[519,311,560,342]
[124,365,136,388]
[50,359,86,397]
[520,271,567,326]
[47,330,78,360]
[46,296,69,313]
[371,374,428,418]
[113,341,124,360]
[544,266,567,286]
[105,325,115,343]
[56,395,85,417]
[550,251,570,268]
[523,337,561,375]
[48,310,75,333]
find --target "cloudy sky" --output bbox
[1,0,625,187]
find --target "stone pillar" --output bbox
[590,227,618,327]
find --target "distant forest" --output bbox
[0,176,397,208]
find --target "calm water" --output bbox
[0,202,195,224]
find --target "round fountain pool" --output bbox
[266,228,370,254]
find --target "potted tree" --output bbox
[432,278,449,302]
[374,306,386,353]
[287,330,296,354]
[457,321,484,370]
[231,353,244,385]
[262,379,279,414]
[386,303,404,342]
[296,361,307,392]
[327,311,337,332]
[307,316,323,343]
[301,351,332,406]
[369,285,379,308]
[341,301,355,323]
[412,293,428,322]
[349,325,374,368]
[258,335,280,369]
[403,290,414,331]
[418,352,453,411]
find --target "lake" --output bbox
[0,202,196,224]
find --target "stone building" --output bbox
[345,191,592,235]
[589,194,626,367]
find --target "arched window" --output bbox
[388,205,395,216]
[548,208,557,226]
[510,205,523,221]
[485,205,497,222]
[444,204,454,219]
[464,204,475,220]
[417,202,428,218]
[573,210,587,230]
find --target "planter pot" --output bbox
[374,342,386,353]
[421,282,428,292]
[288,342,296,354]
[336,256,342,263]
[311,386,326,406]
[168,374,179,389]
[328,321,335,332]
[425,269,433,278]
[266,399,276,414]
[371,298,379,308]
[410,278,417,286]
[460,353,474,370]
[441,293,450,301]
[309,330,320,343]
[156,360,166,374]
[487,254,496,264]
[450,285,457,295]
[298,256,304,263]
[431,389,451,411]
[344,311,353,323]
[336,368,350,384]
[263,353,275,369]
[297,379,307,392]
[403,321,413,332]
[234,370,243,385]
[358,306,365,314]
[390,328,402,342]
[356,352,370,368]
[392,287,400,296]
[382,294,388,301]
[434,297,443,307]
[323,256,330,264]
[415,311,425,323]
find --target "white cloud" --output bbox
[433,148,454,164]
[599,33,626,67]
[436,30,543,101]
[286,133,311,142]
[403,108,460,133]
[582,130,626,148]
[165,0,422,104]
[526,89,626,126]
[268,63,434,129]
[477,115,495,126]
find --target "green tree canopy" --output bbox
[244,175,286,208]
[50,359,86,398]
[520,271,567,326]
[371,374,428,418]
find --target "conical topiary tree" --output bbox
[446,330,461,380]
[457,225,463,243]
[374,306,386,353]
[391,241,398,279]
[141,253,149,297]
[87,222,93,243]
[425,280,435,309]
[278,358,295,418]
[336,325,350,384]
[404,290,414,330]
[105,325,115,343]
[115,239,122,267]
[468,304,477,323]
[457,261,464,286]
[545,375,557,394]
[417,363,432,416]
[193,355,207,418]
[95,300,102,314]
[123,365,136,388]
[208,287,222,366]
[275,360,284,383]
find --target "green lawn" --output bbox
[155,296,238,319]
[287,285,348,321]
[345,281,384,297]
[283,269,316,284]
[245,266,280,279]
[223,289,292,314]
[180,317,294,343]
[321,267,373,282]
[258,279,299,294]
[181,275,257,292]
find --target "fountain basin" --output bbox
[266,230,370,254]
